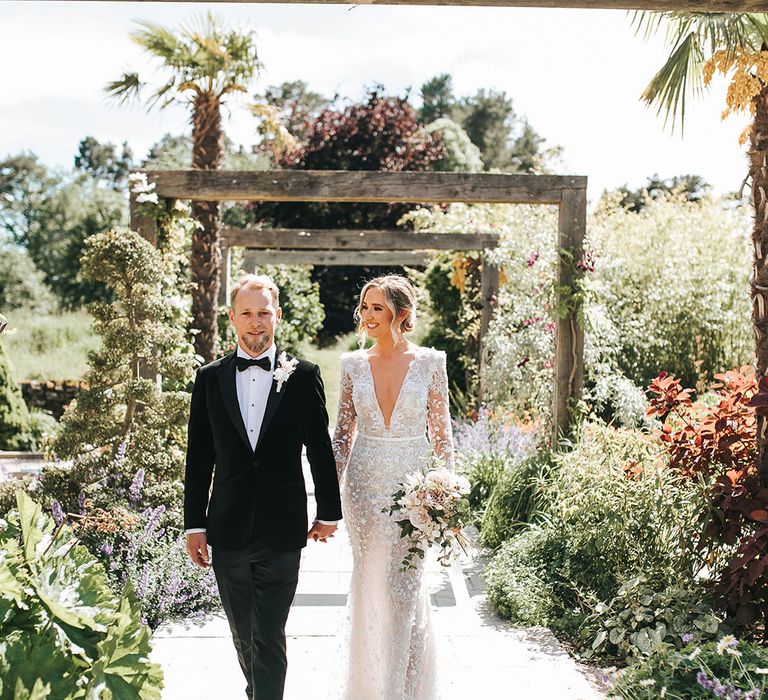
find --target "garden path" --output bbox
[151,456,606,700]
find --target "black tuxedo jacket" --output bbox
[183,348,342,552]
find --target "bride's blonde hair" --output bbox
[355,275,417,347]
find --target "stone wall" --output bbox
[20,380,87,419]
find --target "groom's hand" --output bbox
[307,521,337,543]
[186,532,210,568]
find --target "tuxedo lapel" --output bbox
[216,352,251,451]
[256,348,288,450]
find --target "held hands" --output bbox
[307,521,337,543]
[186,532,210,568]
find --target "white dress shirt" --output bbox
[186,342,336,534]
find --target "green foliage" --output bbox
[613,173,710,213]
[610,637,768,699]
[484,424,714,656]
[51,227,195,512]
[484,526,570,629]
[419,254,471,398]
[0,337,32,450]
[74,136,134,191]
[479,451,551,550]
[546,424,710,600]
[0,491,163,698]
[0,245,55,313]
[259,80,331,143]
[2,308,98,381]
[424,118,484,173]
[0,153,126,308]
[590,577,728,663]
[589,194,753,392]
[484,552,556,626]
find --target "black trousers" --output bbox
[212,537,302,700]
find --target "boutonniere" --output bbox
[273,352,299,393]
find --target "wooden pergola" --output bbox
[130,169,586,440]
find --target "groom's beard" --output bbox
[241,331,272,357]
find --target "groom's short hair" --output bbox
[230,274,280,308]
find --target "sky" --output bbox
[0,2,753,205]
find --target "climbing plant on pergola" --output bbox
[130,169,586,441]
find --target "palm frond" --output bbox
[636,11,766,132]
[104,72,142,105]
[641,32,703,132]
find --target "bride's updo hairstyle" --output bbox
[355,275,417,346]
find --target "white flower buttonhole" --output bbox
[273,352,299,393]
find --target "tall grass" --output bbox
[3,309,99,381]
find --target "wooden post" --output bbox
[552,187,587,446]
[129,192,160,246]
[219,242,230,307]
[479,254,500,403]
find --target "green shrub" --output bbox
[0,338,31,450]
[590,577,728,663]
[610,637,768,699]
[479,451,551,549]
[485,528,560,625]
[0,491,163,698]
[0,246,56,313]
[546,423,708,601]
[51,228,195,512]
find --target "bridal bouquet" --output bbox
[383,456,471,570]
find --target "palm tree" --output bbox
[637,12,768,480]
[107,13,262,363]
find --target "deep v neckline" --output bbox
[364,349,418,431]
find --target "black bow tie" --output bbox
[236,356,272,372]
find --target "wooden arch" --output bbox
[130,169,586,441]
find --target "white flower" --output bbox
[716,635,738,655]
[273,352,298,393]
[755,668,768,675]
[128,172,147,184]
[135,192,159,204]
[408,507,433,533]
[638,679,655,687]
[688,647,701,661]
[660,687,667,698]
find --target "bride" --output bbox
[332,274,455,700]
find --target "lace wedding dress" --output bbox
[332,346,455,700]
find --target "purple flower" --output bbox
[526,251,539,267]
[682,632,694,643]
[51,500,65,527]
[114,441,127,470]
[99,541,114,557]
[128,468,145,503]
[137,562,150,600]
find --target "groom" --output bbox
[184,273,342,700]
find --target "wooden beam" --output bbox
[222,227,499,250]
[552,187,586,445]
[479,256,500,402]
[75,0,768,9]
[147,170,585,205]
[242,250,430,267]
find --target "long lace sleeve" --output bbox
[427,351,455,470]
[332,360,357,480]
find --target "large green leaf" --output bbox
[15,492,52,565]
[0,629,82,700]
[13,678,51,700]
[87,586,163,699]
